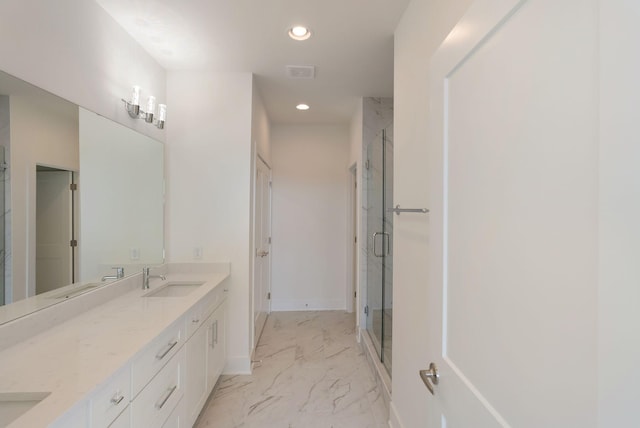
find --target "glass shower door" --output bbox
[365,125,393,375]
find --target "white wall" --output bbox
[598,0,640,424]
[10,95,79,301]
[349,101,363,166]
[252,84,271,166]
[348,101,363,321]
[270,125,350,311]
[166,71,254,374]
[0,0,166,142]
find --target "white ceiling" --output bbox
[94,0,409,125]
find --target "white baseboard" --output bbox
[223,356,252,375]
[271,298,345,311]
[389,401,405,428]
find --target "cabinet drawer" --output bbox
[185,286,227,338]
[90,365,131,428]
[203,285,226,319]
[131,319,185,396]
[162,396,185,428]
[185,300,206,339]
[131,347,185,428]
[107,405,130,428]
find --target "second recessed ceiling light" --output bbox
[288,26,312,41]
[296,104,310,111]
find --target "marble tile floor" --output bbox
[195,311,389,428]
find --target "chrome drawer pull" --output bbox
[155,385,177,410]
[155,340,178,360]
[110,393,125,405]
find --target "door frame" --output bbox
[34,165,77,296]
[251,154,272,353]
[346,163,358,314]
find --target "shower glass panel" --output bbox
[365,125,393,375]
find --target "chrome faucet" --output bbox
[101,267,125,282]
[142,267,166,290]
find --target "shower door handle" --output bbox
[372,232,390,257]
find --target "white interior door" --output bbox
[425,0,598,426]
[253,157,272,347]
[36,169,73,294]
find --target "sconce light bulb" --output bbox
[147,96,156,114]
[158,104,167,121]
[131,86,140,106]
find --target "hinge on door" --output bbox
[69,183,77,191]
[364,305,369,315]
[269,181,273,187]
[70,240,78,247]
[268,237,272,244]
[267,292,271,300]
[365,160,370,170]
[354,291,357,298]
[354,236,357,244]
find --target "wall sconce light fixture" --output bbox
[122,86,166,129]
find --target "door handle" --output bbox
[257,250,269,257]
[372,232,390,257]
[420,362,439,395]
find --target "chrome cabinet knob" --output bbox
[420,362,439,395]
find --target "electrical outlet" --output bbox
[194,247,203,260]
[130,248,140,260]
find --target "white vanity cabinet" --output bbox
[131,319,185,397]
[185,314,209,425]
[107,406,130,428]
[89,365,131,428]
[207,303,226,390]
[0,265,231,428]
[131,345,185,427]
[185,289,228,426]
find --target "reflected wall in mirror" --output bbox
[79,108,164,280]
[0,70,165,325]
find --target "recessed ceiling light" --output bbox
[288,26,312,41]
[296,104,310,111]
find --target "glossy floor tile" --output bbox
[195,311,388,428]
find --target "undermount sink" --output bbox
[143,282,205,298]
[0,392,50,426]
[47,283,101,299]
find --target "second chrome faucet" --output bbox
[142,267,166,289]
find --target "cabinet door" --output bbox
[207,303,226,394]
[162,396,185,428]
[185,319,209,426]
[107,406,130,428]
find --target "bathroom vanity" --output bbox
[0,263,229,427]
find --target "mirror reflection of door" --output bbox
[35,166,75,295]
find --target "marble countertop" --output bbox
[0,263,230,427]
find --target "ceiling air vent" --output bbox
[285,65,316,79]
